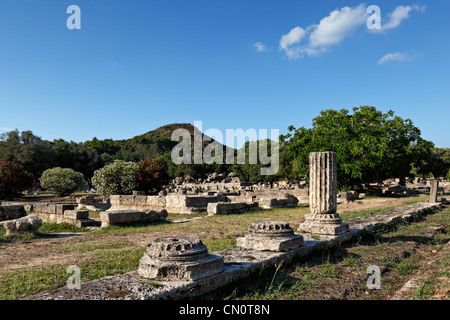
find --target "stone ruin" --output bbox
[76,195,111,211]
[0,215,42,236]
[100,209,168,228]
[298,152,349,235]
[138,237,224,281]
[0,204,27,222]
[23,150,445,300]
[236,221,304,252]
[429,179,439,203]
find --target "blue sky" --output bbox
[0,0,449,148]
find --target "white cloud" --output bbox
[378,52,416,64]
[381,5,426,31]
[279,5,368,59]
[279,26,307,59]
[308,4,367,49]
[278,4,426,60]
[253,41,270,52]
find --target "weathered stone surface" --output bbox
[0,205,26,221]
[138,237,223,281]
[109,194,226,214]
[0,216,42,235]
[237,221,304,252]
[64,210,89,220]
[258,197,298,209]
[429,179,439,203]
[207,202,259,215]
[100,209,167,227]
[299,152,349,235]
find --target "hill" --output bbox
[84,123,230,167]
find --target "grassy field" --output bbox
[0,194,448,300]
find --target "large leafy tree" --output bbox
[282,106,434,189]
[0,130,55,178]
[0,160,35,200]
[136,159,170,194]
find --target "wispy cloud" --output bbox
[279,26,307,59]
[378,52,417,64]
[253,41,270,52]
[380,5,426,31]
[278,4,426,60]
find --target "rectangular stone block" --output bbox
[207,202,258,215]
[236,234,304,252]
[64,210,89,220]
[100,210,145,227]
[56,204,75,215]
[134,195,148,207]
[298,221,349,236]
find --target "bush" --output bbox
[39,167,86,197]
[91,160,139,196]
[0,160,35,200]
[136,159,169,194]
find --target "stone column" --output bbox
[429,179,439,203]
[298,152,349,235]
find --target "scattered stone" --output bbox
[0,216,42,235]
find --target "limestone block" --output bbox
[207,202,258,215]
[134,195,148,207]
[64,210,89,220]
[429,180,439,203]
[0,216,42,235]
[0,205,26,221]
[100,210,144,227]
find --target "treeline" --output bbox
[1,106,449,189]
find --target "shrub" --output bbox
[39,167,86,197]
[136,159,169,194]
[91,160,139,196]
[0,160,35,200]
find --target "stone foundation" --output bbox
[258,197,299,209]
[109,195,227,214]
[207,202,259,215]
[31,203,95,227]
[100,209,168,227]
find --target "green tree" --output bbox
[0,130,55,178]
[283,106,434,189]
[91,160,140,196]
[39,167,86,197]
